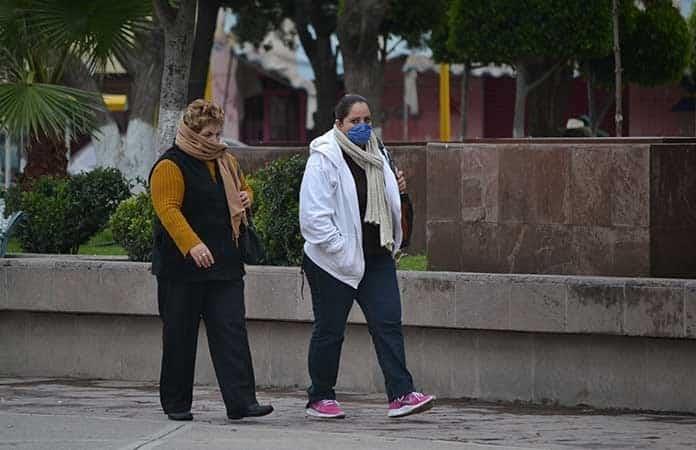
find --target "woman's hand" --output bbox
[189,243,215,268]
[396,169,407,194]
[239,191,251,209]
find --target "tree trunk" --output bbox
[121,22,165,187]
[587,72,597,135]
[513,63,528,138]
[526,62,571,137]
[23,135,68,181]
[612,0,623,136]
[187,0,221,103]
[294,0,338,135]
[337,0,389,131]
[313,52,339,134]
[61,57,122,170]
[586,73,613,136]
[155,0,197,151]
[513,60,563,138]
[459,62,470,140]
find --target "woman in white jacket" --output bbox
[299,94,435,419]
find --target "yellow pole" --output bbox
[204,67,213,101]
[439,64,451,141]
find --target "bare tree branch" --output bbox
[612,0,623,136]
[526,62,562,93]
[596,95,614,133]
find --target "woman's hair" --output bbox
[334,94,369,123]
[182,99,225,133]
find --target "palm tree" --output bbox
[0,0,150,181]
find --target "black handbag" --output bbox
[398,192,414,249]
[239,213,265,265]
[378,142,414,250]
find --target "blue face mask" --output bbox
[347,123,372,145]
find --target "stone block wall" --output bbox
[3,258,696,412]
[426,140,696,277]
[649,144,696,277]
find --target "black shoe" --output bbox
[227,403,274,420]
[167,411,193,421]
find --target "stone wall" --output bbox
[426,140,696,277]
[2,257,696,412]
[229,144,428,253]
[650,144,696,277]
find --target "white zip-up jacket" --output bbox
[299,129,403,288]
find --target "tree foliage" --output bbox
[587,1,690,87]
[447,0,613,66]
[623,1,690,86]
[381,0,442,49]
[229,0,290,47]
[428,0,457,63]
[446,0,613,136]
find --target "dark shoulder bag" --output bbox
[378,141,414,250]
[239,212,265,265]
[234,160,266,265]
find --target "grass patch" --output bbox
[7,238,21,253]
[7,227,127,256]
[7,228,425,265]
[78,243,127,256]
[397,254,427,271]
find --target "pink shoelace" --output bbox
[397,392,426,403]
[317,400,340,407]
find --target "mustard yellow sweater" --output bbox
[150,158,253,256]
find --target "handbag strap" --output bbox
[377,138,398,176]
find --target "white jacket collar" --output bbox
[309,129,343,167]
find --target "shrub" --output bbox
[3,183,22,217]
[110,192,154,262]
[8,177,79,253]
[66,168,131,245]
[3,168,131,254]
[248,154,306,266]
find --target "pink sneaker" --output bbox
[388,392,435,418]
[305,399,346,418]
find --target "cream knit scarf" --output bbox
[334,125,394,251]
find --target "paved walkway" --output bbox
[1,378,695,449]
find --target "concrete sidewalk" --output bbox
[0,378,694,449]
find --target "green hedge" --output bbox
[4,168,131,254]
[248,154,306,266]
[110,192,154,262]
[5,177,77,253]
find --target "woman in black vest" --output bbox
[150,99,272,421]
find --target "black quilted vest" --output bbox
[150,146,243,281]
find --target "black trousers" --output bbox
[157,277,257,416]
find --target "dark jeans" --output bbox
[157,277,257,416]
[303,253,415,403]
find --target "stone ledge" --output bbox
[2,257,694,339]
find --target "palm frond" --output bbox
[0,81,103,142]
[0,1,67,83]
[28,0,152,74]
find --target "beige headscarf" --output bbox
[175,122,247,241]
